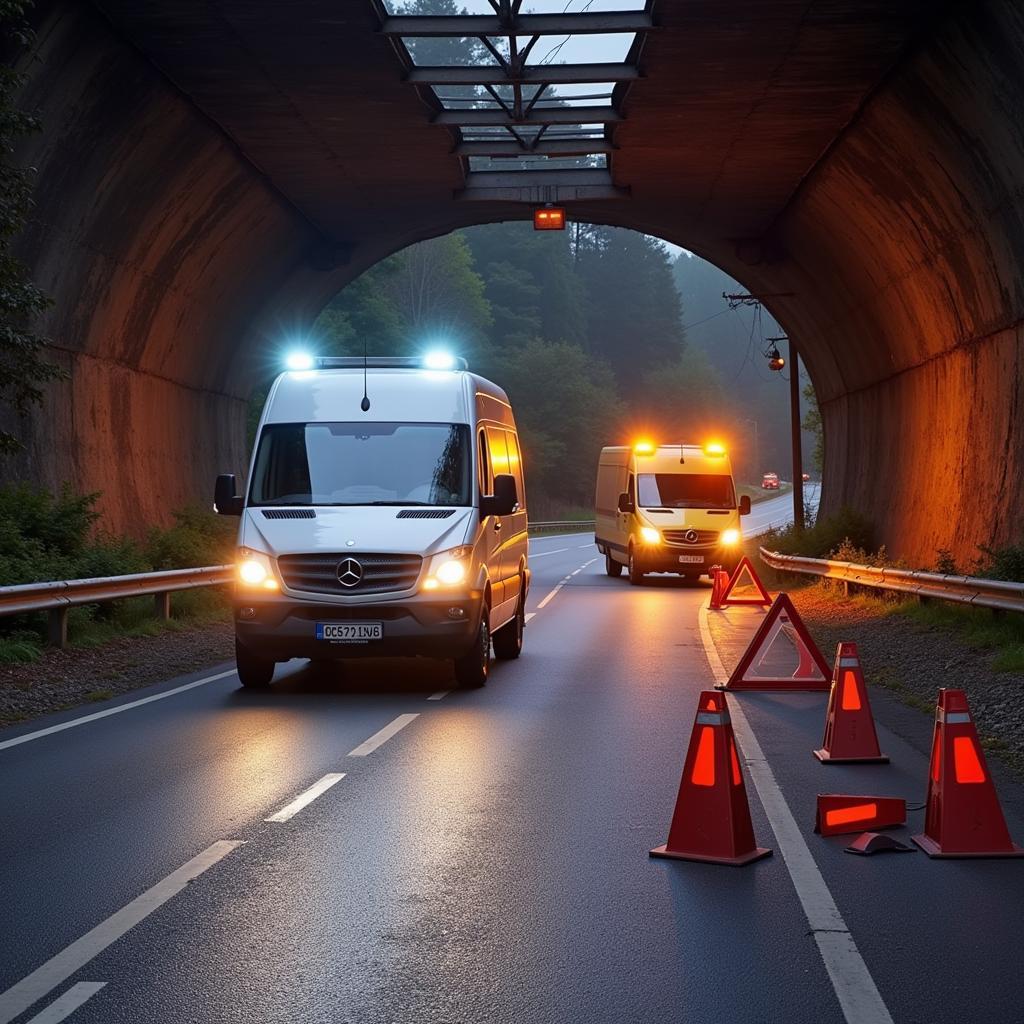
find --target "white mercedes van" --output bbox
[214,356,529,689]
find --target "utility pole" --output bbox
[789,339,804,533]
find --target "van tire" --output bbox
[454,608,490,687]
[493,591,524,660]
[235,638,274,689]
[605,551,623,578]
[628,547,645,585]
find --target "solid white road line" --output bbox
[24,983,107,1024]
[696,604,894,1024]
[264,773,346,823]
[0,841,243,1024]
[0,669,237,754]
[348,713,420,757]
[427,690,450,701]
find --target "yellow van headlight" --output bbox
[721,528,740,545]
[423,545,473,591]
[639,526,660,545]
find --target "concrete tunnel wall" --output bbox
[5,0,1024,567]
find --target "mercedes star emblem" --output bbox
[684,529,699,544]
[337,557,364,588]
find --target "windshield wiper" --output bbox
[365,500,434,506]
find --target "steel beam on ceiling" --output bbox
[380,13,653,37]
[407,63,638,86]
[436,105,620,127]
[458,168,625,202]
[455,138,614,157]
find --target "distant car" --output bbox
[762,473,780,490]
[802,472,811,482]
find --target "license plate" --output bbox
[678,555,705,564]
[316,622,383,642]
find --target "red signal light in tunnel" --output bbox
[533,206,566,231]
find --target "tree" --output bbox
[0,1,64,454]
[801,380,824,474]
[577,227,685,394]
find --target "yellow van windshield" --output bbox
[638,473,735,510]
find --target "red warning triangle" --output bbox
[717,592,831,691]
[720,556,772,607]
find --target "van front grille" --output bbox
[277,553,422,595]
[662,529,720,546]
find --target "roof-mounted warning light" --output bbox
[704,441,727,457]
[633,440,656,455]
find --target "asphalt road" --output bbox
[745,483,820,537]
[1,528,1021,1024]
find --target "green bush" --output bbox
[762,506,875,560]
[145,505,235,570]
[976,543,1024,583]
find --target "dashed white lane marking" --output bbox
[536,581,567,609]
[0,670,237,754]
[533,558,597,611]
[527,547,570,558]
[24,983,107,1024]
[578,542,593,547]
[427,690,450,701]
[696,604,894,1024]
[348,713,420,757]
[264,773,345,822]
[524,612,536,623]
[0,841,243,1024]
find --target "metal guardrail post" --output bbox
[154,591,171,621]
[47,607,68,648]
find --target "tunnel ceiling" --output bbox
[15,0,1024,566]
[91,0,929,254]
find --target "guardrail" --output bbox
[0,566,234,648]
[0,520,597,649]
[529,519,594,533]
[759,546,1024,614]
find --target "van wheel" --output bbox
[628,548,645,586]
[605,551,623,578]
[454,608,490,687]
[493,592,524,660]
[235,638,274,689]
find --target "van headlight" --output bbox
[237,550,278,590]
[423,545,473,591]
[639,526,660,545]
[721,528,740,546]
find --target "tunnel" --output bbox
[5,0,1023,566]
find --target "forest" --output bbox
[305,222,811,517]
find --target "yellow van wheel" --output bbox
[628,547,646,586]
[605,550,623,578]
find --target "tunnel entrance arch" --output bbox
[5,0,1024,568]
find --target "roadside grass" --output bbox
[0,590,231,667]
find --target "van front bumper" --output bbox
[634,545,739,574]
[233,589,485,661]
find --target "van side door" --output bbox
[484,425,516,628]
[477,427,504,621]
[502,428,528,611]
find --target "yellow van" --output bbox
[594,441,750,584]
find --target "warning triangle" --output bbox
[720,556,772,606]
[717,593,830,691]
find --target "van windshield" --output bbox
[249,422,472,507]
[638,473,735,510]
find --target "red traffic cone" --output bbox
[814,642,889,763]
[650,691,772,866]
[709,566,729,610]
[912,689,1024,858]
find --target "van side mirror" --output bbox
[481,473,518,518]
[617,491,635,514]
[739,495,751,516]
[214,474,243,516]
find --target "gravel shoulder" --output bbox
[785,581,1024,776]
[0,620,233,729]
